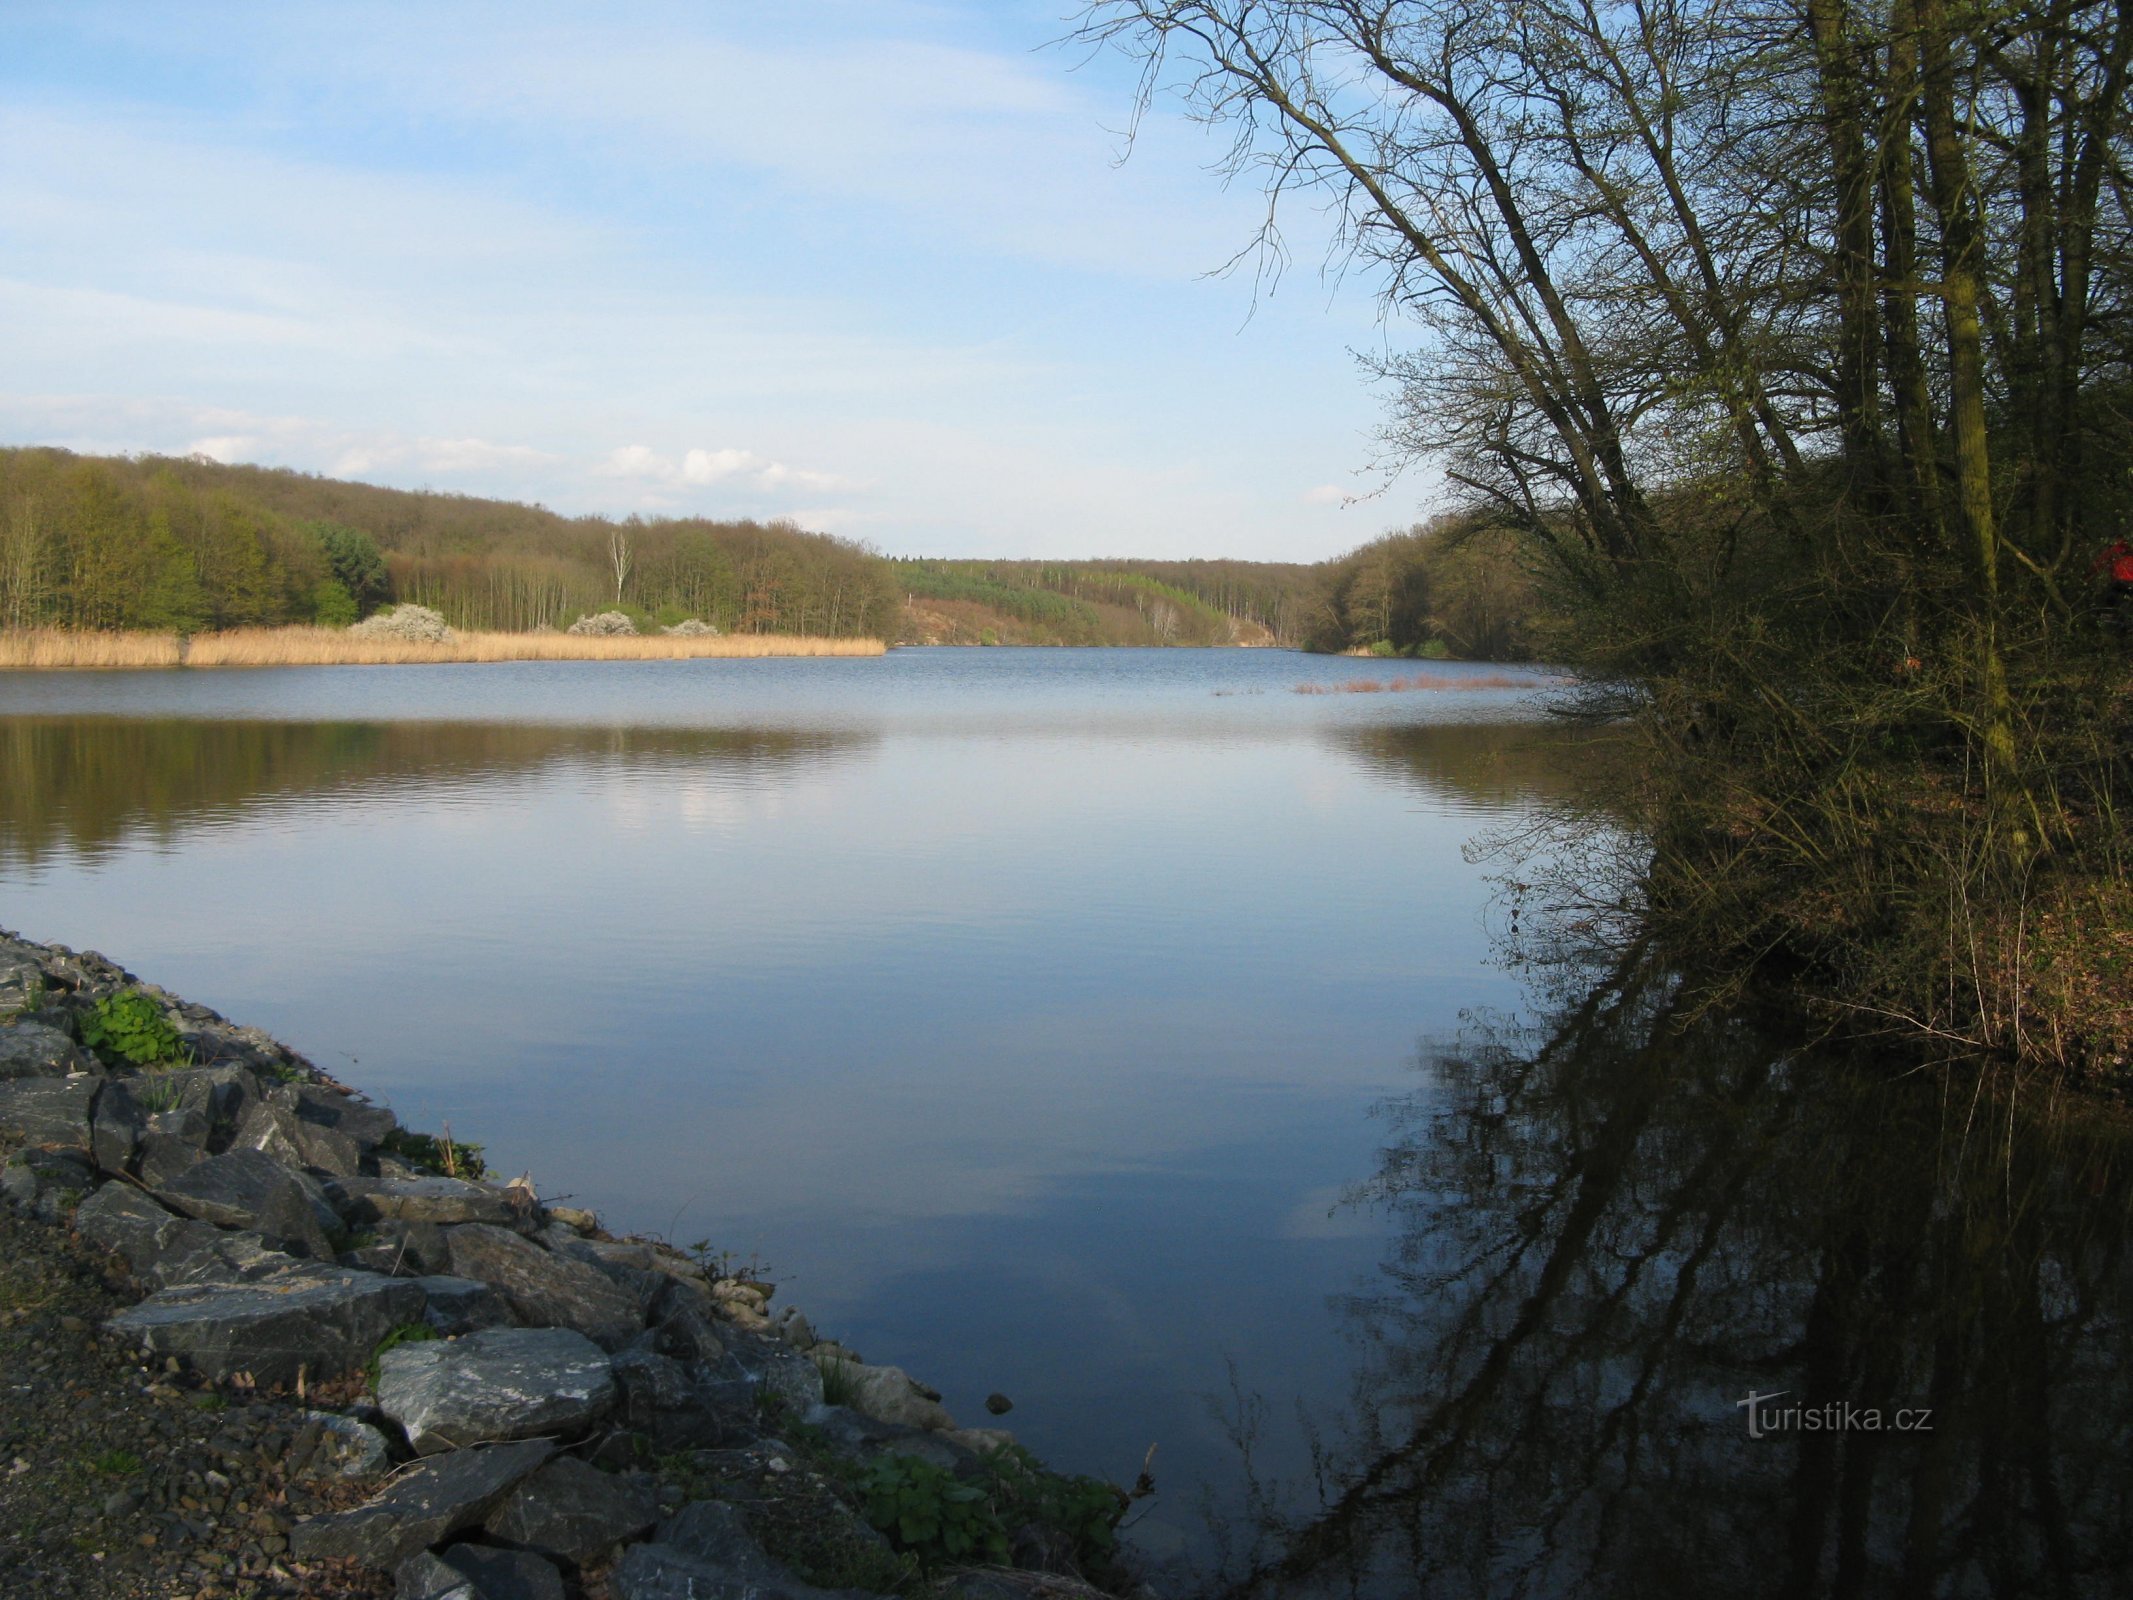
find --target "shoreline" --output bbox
[0,628,888,672]
[0,929,1143,1600]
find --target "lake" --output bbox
[2,647,2125,1597]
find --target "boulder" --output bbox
[431,1545,567,1600]
[392,1550,480,1600]
[415,1275,516,1336]
[136,1104,214,1188]
[727,1327,826,1413]
[276,1081,396,1146]
[290,1438,553,1567]
[0,1074,102,1151]
[232,1101,362,1177]
[484,1455,659,1567]
[73,1181,188,1275]
[818,1356,954,1431]
[154,1148,343,1260]
[0,951,48,1014]
[107,1267,428,1384]
[153,1064,263,1144]
[90,1078,146,1175]
[331,1176,523,1228]
[612,1501,887,1600]
[610,1348,755,1450]
[443,1224,643,1349]
[553,1237,663,1317]
[644,1280,727,1366]
[378,1326,616,1454]
[342,1219,453,1278]
[145,1224,306,1290]
[0,1019,88,1079]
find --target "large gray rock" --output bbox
[144,1224,306,1290]
[152,1064,262,1140]
[612,1501,888,1600]
[484,1455,659,1567]
[554,1237,663,1318]
[276,1080,396,1146]
[415,1274,516,1336]
[154,1148,342,1259]
[435,1544,567,1600]
[443,1224,643,1349]
[610,1348,756,1450]
[0,1074,101,1151]
[821,1357,955,1431]
[136,1103,214,1188]
[90,1078,146,1175]
[378,1326,616,1454]
[107,1267,427,1384]
[392,1550,480,1600]
[230,1100,362,1177]
[0,1019,87,1078]
[289,1438,552,1567]
[644,1280,727,1366]
[727,1327,827,1413]
[0,951,48,1014]
[73,1181,188,1275]
[342,1219,453,1277]
[332,1176,523,1228]
[291,1409,392,1481]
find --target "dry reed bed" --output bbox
[1294,671,1544,694]
[1,627,886,669]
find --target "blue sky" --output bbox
[0,1,1433,560]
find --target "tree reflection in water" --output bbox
[1220,960,2132,1599]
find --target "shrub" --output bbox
[80,989,187,1067]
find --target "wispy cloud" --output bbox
[600,444,840,495]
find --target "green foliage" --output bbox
[818,1354,862,1408]
[87,1449,142,1477]
[79,989,187,1067]
[378,1126,487,1180]
[367,1320,438,1387]
[310,577,359,626]
[860,1455,1011,1567]
[857,1446,1124,1576]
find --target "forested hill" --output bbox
[0,447,1546,656]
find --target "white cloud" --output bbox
[601,444,839,495]
[1303,483,1352,506]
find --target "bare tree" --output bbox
[608,526,633,606]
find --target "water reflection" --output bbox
[1325,720,1604,811]
[0,718,874,866]
[1222,963,2132,1599]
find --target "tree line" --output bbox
[0,449,900,639]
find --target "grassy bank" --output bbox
[0,627,886,670]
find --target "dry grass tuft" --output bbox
[4,627,886,670]
[0,629,185,669]
[1295,671,1541,694]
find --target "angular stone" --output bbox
[90,1078,145,1175]
[107,1267,427,1385]
[443,1224,643,1349]
[234,1099,364,1177]
[289,1438,555,1567]
[0,1019,88,1079]
[291,1409,392,1480]
[611,1349,754,1450]
[613,1501,885,1600]
[394,1550,481,1600]
[437,1544,567,1600]
[414,1275,516,1336]
[726,1327,827,1413]
[485,1455,659,1567]
[137,1124,210,1189]
[644,1280,727,1366]
[0,952,47,1015]
[825,1358,954,1431]
[803,1405,971,1475]
[342,1219,452,1277]
[145,1224,306,1290]
[153,1064,262,1142]
[554,1237,663,1317]
[154,1149,342,1260]
[278,1081,396,1147]
[331,1176,522,1228]
[379,1325,615,1455]
[0,1074,101,1151]
[73,1181,187,1275]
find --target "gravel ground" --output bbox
[0,1188,391,1600]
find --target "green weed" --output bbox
[79,990,186,1068]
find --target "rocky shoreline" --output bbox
[0,930,1145,1600]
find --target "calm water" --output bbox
[2,648,2125,1596]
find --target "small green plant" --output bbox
[366,1320,438,1387]
[79,989,187,1067]
[860,1455,1010,1567]
[378,1127,487,1180]
[87,1449,142,1477]
[190,1392,227,1412]
[134,1074,186,1115]
[818,1353,862,1409]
